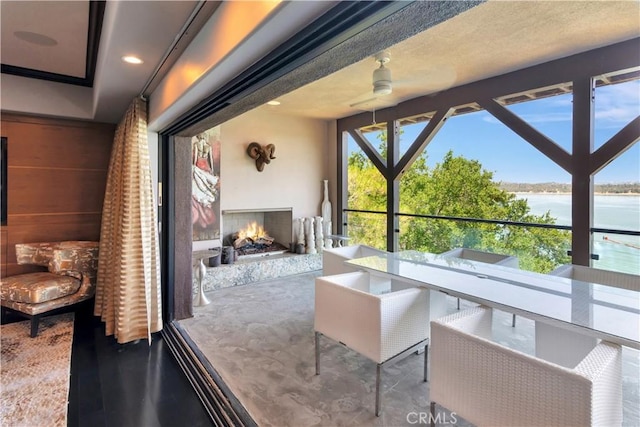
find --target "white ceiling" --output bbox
[1,0,203,123]
[268,1,640,120]
[1,1,639,125]
[1,1,89,78]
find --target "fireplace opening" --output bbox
[232,221,288,256]
[222,208,292,259]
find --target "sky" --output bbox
[350,80,640,184]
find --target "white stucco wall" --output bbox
[219,107,330,218]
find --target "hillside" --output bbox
[499,182,640,194]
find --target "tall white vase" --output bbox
[315,216,324,253]
[296,218,305,246]
[324,220,333,249]
[322,180,332,247]
[305,217,317,254]
[194,258,211,306]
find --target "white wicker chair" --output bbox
[549,264,639,291]
[430,306,623,427]
[440,248,520,326]
[314,271,431,416]
[536,264,640,367]
[322,244,387,275]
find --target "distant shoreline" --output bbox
[500,182,640,195]
[512,192,640,196]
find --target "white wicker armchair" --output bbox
[314,271,431,416]
[440,248,520,326]
[322,244,387,275]
[549,264,640,291]
[536,264,640,367]
[430,306,623,427]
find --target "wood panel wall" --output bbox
[1,113,115,276]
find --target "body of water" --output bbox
[515,193,640,275]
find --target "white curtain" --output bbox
[95,97,162,344]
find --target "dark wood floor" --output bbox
[67,301,214,427]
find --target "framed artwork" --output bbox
[191,127,221,241]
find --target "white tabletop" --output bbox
[347,250,640,349]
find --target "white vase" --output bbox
[322,180,332,229]
[296,218,305,246]
[315,216,324,253]
[194,258,211,306]
[324,220,333,249]
[305,217,317,254]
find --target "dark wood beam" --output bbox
[393,108,453,179]
[387,121,400,252]
[337,131,348,235]
[590,115,640,174]
[338,38,640,130]
[571,77,595,266]
[479,99,572,173]
[347,129,387,175]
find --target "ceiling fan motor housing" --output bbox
[373,52,392,95]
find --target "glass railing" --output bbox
[591,228,640,275]
[344,208,640,274]
[396,213,572,274]
[345,209,575,274]
[342,209,387,251]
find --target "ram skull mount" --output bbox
[247,142,276,172]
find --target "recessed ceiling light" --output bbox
[14,31,57,47]
[267,100,281,106]
[122,55,144,65]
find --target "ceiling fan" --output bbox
[347,50,458,116]
[349,51,396,109]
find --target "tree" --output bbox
[347,140,570,273]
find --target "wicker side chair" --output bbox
[429,306,622,427]
[440,248,520,326]
[315,271,431,416]
[536,264,640,367]
[549,264,639,291]
[322,244,387,275]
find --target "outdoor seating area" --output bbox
[181,255,640,426]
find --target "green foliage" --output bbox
[347,143,571,273]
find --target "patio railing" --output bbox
[343,209,639,275]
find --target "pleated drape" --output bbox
[94,97,163,344]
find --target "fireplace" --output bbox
[222,208,293,258]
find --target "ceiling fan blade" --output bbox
[349,96,380,108]
[349,96,397,111]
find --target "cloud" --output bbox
[481,80,639,127]
[595,81,640,126]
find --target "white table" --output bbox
[346,251,640,351]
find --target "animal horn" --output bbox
[265,144,276,159]
[247,142,261,160]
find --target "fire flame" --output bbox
[237,221,268,240]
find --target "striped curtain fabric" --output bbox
[94,97,163,344]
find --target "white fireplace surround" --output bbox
[222,208,293,248]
